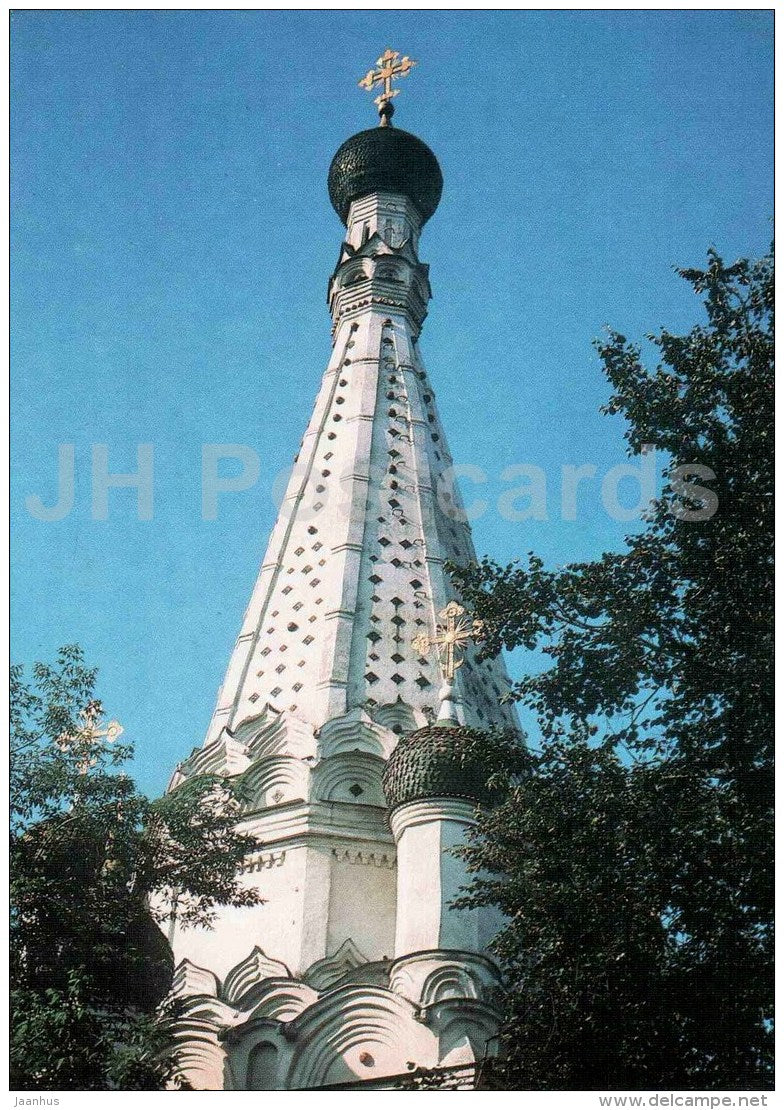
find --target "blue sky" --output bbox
[11,10,773,796]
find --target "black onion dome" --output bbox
[382,725,502,811]
[328,126,443,226]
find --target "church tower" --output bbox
[166,51,519,1090]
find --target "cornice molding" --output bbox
[390,797,478,841]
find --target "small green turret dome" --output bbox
[382,724,503,811]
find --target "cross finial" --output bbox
[55,700,124,775]
[358,48,417,126]
[412,601,484,683]
[412,602,484,725]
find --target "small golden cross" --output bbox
[78,701,124,745]
[56,700,124,774]
[412,601,484,682]
[358,48,417,111]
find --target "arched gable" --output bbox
[312,751,386,806]
[239,754,310,811]
[233,707,317,760]
[222,945,291,1006]
[286,986,437,1089]
[317,707,395,760]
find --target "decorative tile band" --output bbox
[331,846,396,869]
[241,850,287,873]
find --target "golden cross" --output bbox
[56,699,124,774]
[358,48,417,110]
[412,601,484,682]
[78,701,124,745]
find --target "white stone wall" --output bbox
[170,814,398,980]
[391,798,483,956]
[326,849,397,962]
[170,844,311,980]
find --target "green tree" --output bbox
[452,247,773,1089]
[11,644,261,1090]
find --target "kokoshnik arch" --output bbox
[163,51,521,1090]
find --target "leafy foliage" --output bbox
[450,247,773,1089]
[11,644,261,1090]
[10,971,185,1092]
